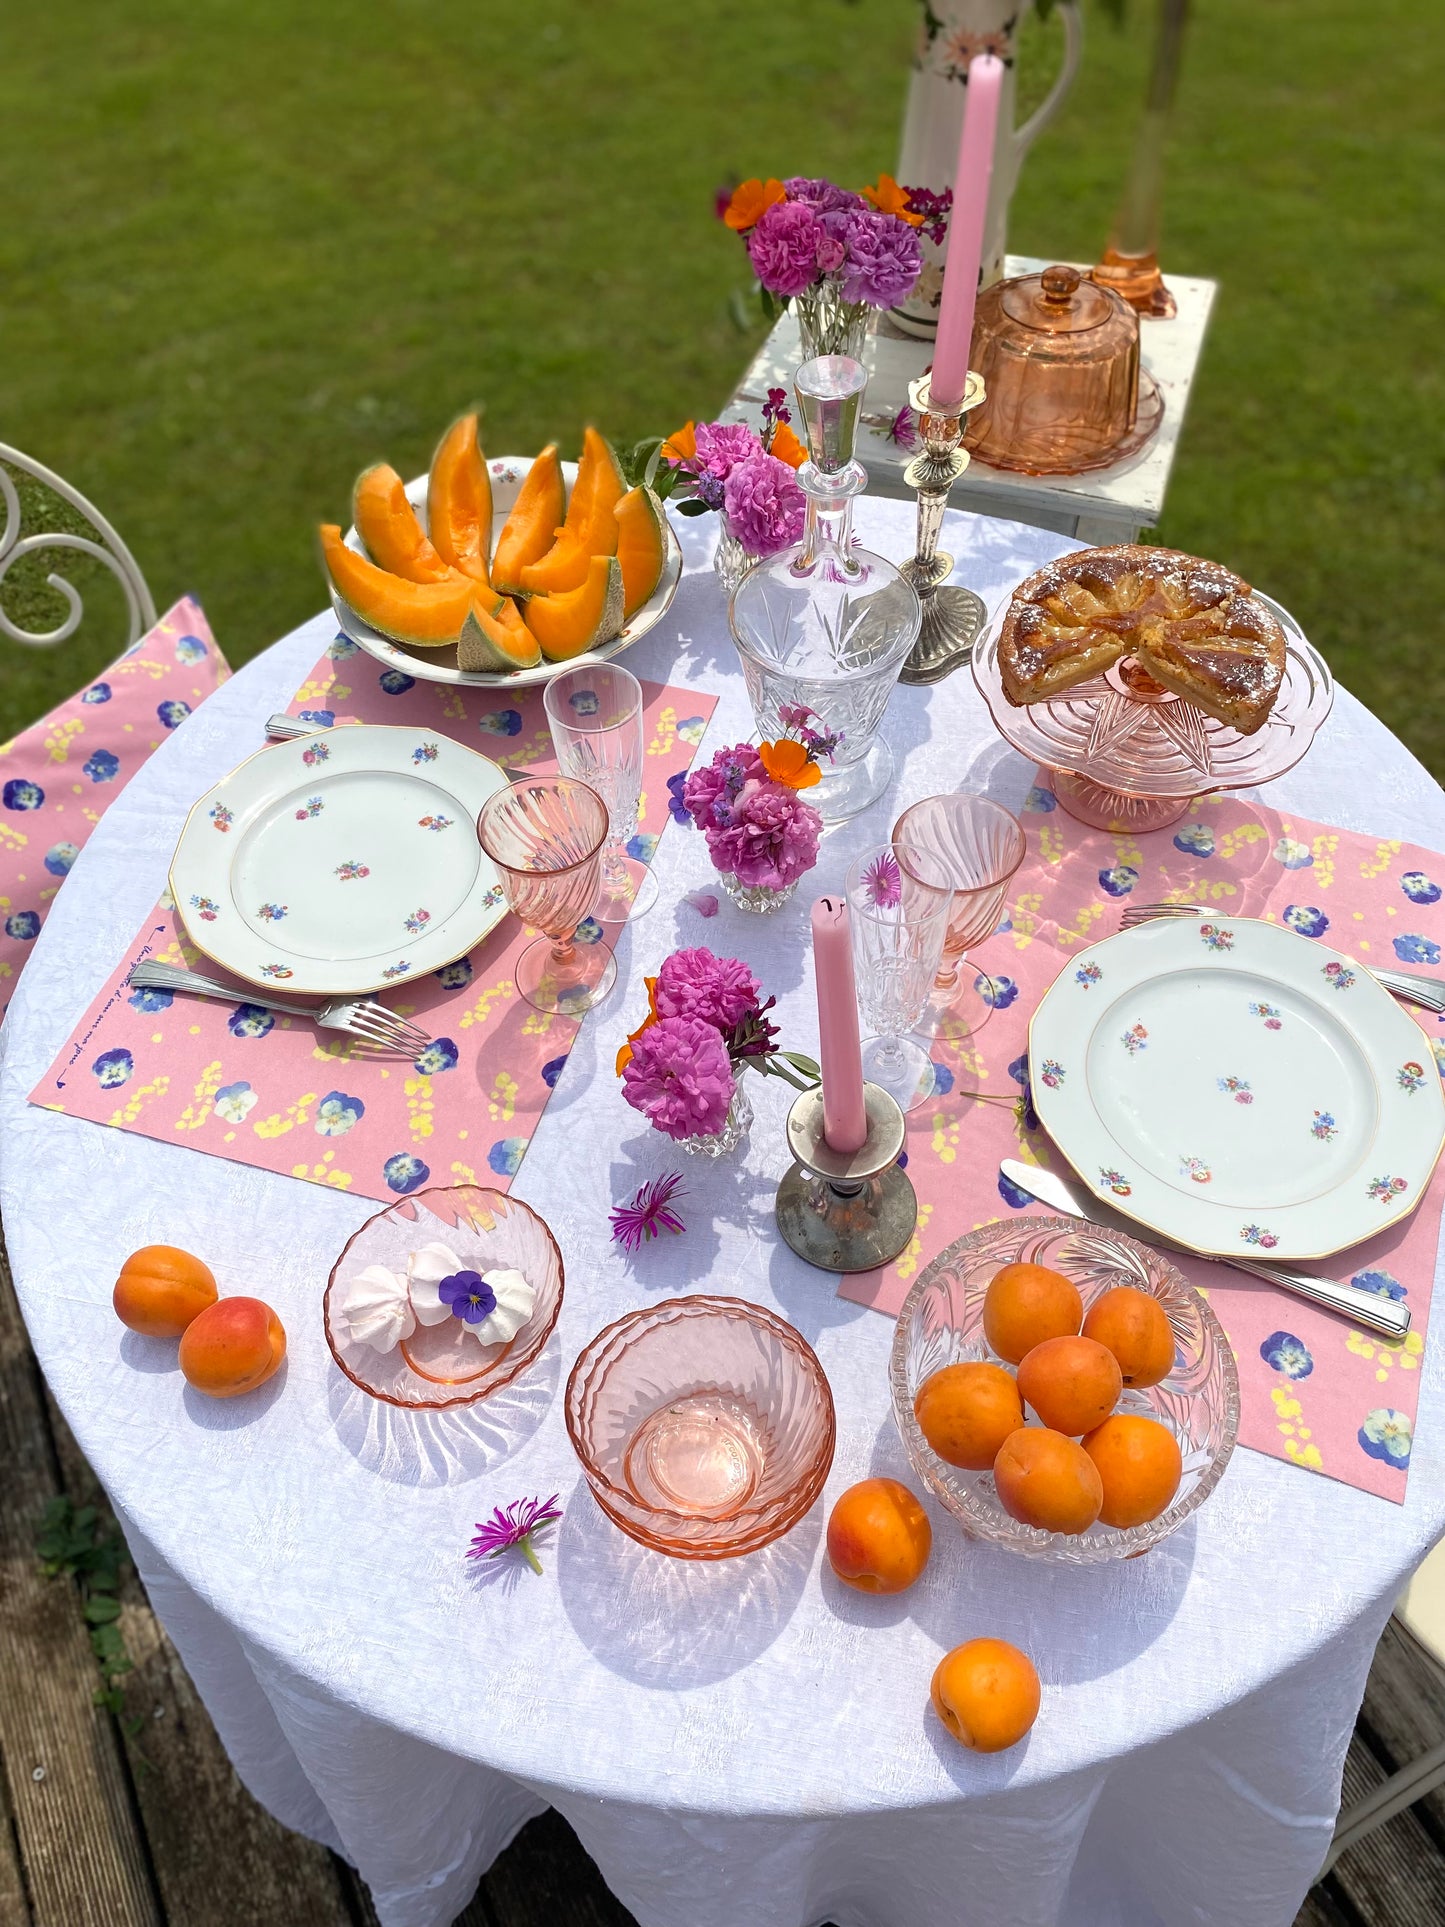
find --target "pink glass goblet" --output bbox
[478,777,616,1015]
[892,794,1026,1033]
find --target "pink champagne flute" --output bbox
[478,777,616,1016]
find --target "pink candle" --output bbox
[811,896,868,1155]
[930,53,1004,411]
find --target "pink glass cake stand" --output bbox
[972,590,1334,831]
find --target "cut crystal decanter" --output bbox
[729,355,921,822]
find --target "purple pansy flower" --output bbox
[438,1270,498,1324]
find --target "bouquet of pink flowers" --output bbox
[668,706,834,904]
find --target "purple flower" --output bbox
[622,1016,736,1140]
[655,947,762,1030]
[884,405,918,451]
[666,769,692,825]
[438,1270,498,1325]
[723,453,806,559]
[705,779,822,891]
[783,177,865,216]
[778,703,817,730]
[467,1494,563,1576]
[610,1173,687,1253]
[862,851,902,909]
[761,387,791,435]
[840,208,923,308]
[904,183,952,247]
[692,421,762,480]
[747,199,827,298]
[683,744,766,832]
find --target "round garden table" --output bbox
[3,500,1442,1927]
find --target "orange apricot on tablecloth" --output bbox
[982,1261,1083,1365]
[993,1427,1104,1535]
[1016,1334,1123,1437]
[113,1245,218,1339]
[826,1477,933,1595]
[931,1638,1041,1753]
[1083,1413,1184,1528]
[914,1361,1024,1471]
[1082,1285,1176,1389]
[178,1296,286,1398]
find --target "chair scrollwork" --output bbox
[0,443,157,650]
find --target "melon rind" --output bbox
[614,484,668,618]
[458,596,542,673]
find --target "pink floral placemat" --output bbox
[841,782,1445,1503]
[30,638,715,1205]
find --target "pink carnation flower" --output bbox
[723,453,806,559]
[706,778,822,891]
[621,1017,736,1140]
[840,208,923,309]
[692,421,761,480]
[682,744,765,833]
[655,948,761,1030]
[747,199,826,298]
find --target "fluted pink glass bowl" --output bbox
[891,1217,1238,1563]
[324,1185,564,1409]
[566,1295,836,1559]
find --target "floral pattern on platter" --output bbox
[1250,1001,1283,1029]
[1120,1022,1148,1055]
[335,860,370,881]
[1076,962,1102,989]
[1098,1169,1132,1198]
[1240,1224,1279,1249]
[1320,960,1356,991]
[1398,1061,1428,1094]
[1038,1059,1064,1089]
[1366,1175,1408,1204]
[413,742,440,763]
[1198,923,1234,952]
[1216,1075,1253,1104]
[403,909,431,935]
[302,741,330,765]
[1260,1330,1313,1379]
[1178,1155,1211,1185]
[257,903,287,922]
[260,963,293,979]
[189,895,220,922]
[1311,1110,1338,1141]
[418,815,453,832]
[295,796,324,821]
[1358,1408,1412,1468]
[210,804,233,833]
[382,961,411,979]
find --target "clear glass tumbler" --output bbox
[844,840,953,1112]
[892,794,1027,1031]
[477,777,616,1015]
[542,663,658,920]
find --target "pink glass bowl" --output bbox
[565,1295,836,1560]
[891,1217,1238,1564]
[324,1185,564,1409]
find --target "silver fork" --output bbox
[1118,901,1445,1013]
[127,962,431,1053]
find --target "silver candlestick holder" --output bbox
[774,1083,918,1274]
[898,371,988,686]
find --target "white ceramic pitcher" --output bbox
[892,0,1084,336]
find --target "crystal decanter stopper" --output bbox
[729,356,921,822]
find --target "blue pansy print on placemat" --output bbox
[226,1004,275,1039]
[297,709,334,728]
[974,972,1018,1009]
[93,1047,133,1088]
[175,633,209,663]
[1173,823,1214,857]
[479,709,523,738]
[1099,865,1139,898]
[1006,1053,1039,1131]
[1393,933,1441,965]
[82,680,112,704]
[1401,870,1441,905]
[541,1053,570,1089]
[44,841,80,877]
[1022,784,1056,813]
[435,957,473,989]
[1358,1408,1412,1468]
[328,633,359,661]
[626,832,659,864]
[1351,1267,1407,1301]
[413,1038,458,1075]
[4,778,44,811]
[1283,904,1328,937]
[1260,1330,1313,1379]
[488,1137,528,1177]
[998,1169,1035,1209]
[127,984,173,1013]
[383,1152,429,1193]
[316,1092,365,1136]
[83,749,120,784]
[567,688,600,716]
[5,911,40,941]
[930,1060,955,1096]
[378,670,415,695]
[157,699,191,729]
[575,916,605,946]
[214,1081,258,1123]
[1273,836,1312,870]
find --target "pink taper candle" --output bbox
[811,896,868,1155]
[929,53,1004,411]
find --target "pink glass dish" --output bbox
[565,1295,836,1559]
[324,1185,564,1409]
[891,1216,1238,1564]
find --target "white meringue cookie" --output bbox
[336,1263,415,1354]
[464,1267,536,1348]
[406,1241,466,1325]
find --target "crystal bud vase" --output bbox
[794,282,870,361]
[719,873,799,914]
[676,1079,753,1158]
[729,356,922,824]
[713,518,753,597]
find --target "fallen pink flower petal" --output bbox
[685,890,720,918]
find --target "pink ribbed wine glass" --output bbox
[892,795,1026,1029]
[478,777,616,1015]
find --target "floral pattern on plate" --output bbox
[1321,960,1356,990]
[303,741,330,765]
[1076,962,1102,988]
[210,804,233,832]
[413,742,440,763]
[1250,1001,1283,1028]
[260,964,293,979]
[1367,1175,1408,1203]
[382,961,411,979]
[1216,1075,1253,1104]
[190,895,220,921]
[1038,1059,1064,1089]
[296,796,324,820]
[257,903,287,922]
[1240,1223,1279,1249]
[1311,1110,1339,1141]
[1121,1023,1148,1055]
[1179,1155,1211,1184]
[403,910,431,935]
[1199,923,1234,951]
[1098,1169,1132,1197]
[335,860,370,881]
[1398,1061,1428,1093]
[418,815,453,832]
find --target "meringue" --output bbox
[336,1263,415,1354]
[407,1241,467,1325]
[460,1267,535,1348]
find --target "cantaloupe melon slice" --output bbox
[458,594,542,673]
[613,485,668,618]
[525,556,625,663]
[518,428,626,596]
[320,525,473,647]
[491,445,566,594]
[353,465,455,584]
[428,414,493,588]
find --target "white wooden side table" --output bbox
[724,255,1216,545]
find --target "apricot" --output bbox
[178,1296,286,1398]
[1082,1285,1175,1389]
[915,1362,1024,1471]
[993,1427,1103,1535]
[113,1244,218,1339]
[931,1638,1041,1753]
[1083,1413,1184,1528]
[1016,1335,1122,1437]
[982,1261,1082,1365]
[826,1477,932,1595]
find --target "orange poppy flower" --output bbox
[615,976,660,1076]
[862,173,923,228]
[724,178,786,234]
[769,420,809,470]
[759,739,820,790]
[661,421,697,466]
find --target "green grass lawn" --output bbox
[1,0,1441,773]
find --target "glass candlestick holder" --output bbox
[898,371,989,686]
[730,355,921,823]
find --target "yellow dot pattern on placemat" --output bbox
[891,1202,935,1282]
[1270,1385,1323,1470]
[405,1074,434,1140]
[253,1093,317,1138]
[289,1152,352,1189]
[488,1072,518,1123]
[1347,1327,1424,1384]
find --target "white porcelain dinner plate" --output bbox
[330,456,684,689]
[1028,915,1445,1261]
[170,726,510,996]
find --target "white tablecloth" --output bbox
[3,500,1444,1927]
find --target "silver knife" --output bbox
[1000,1158,1411,1340]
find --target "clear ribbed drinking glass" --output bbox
[542,663,657,920]
[477,777,615,1015]
[844,840,953,1112]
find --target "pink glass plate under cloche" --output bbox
[324,1184,564,1409]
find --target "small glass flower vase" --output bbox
[719,872,799,914]
[794,282,871,362]
[713,518,753,597]
[676,1079,753,1159]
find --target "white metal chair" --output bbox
[0,443,156,649]
[1319,1539,1445,1875]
